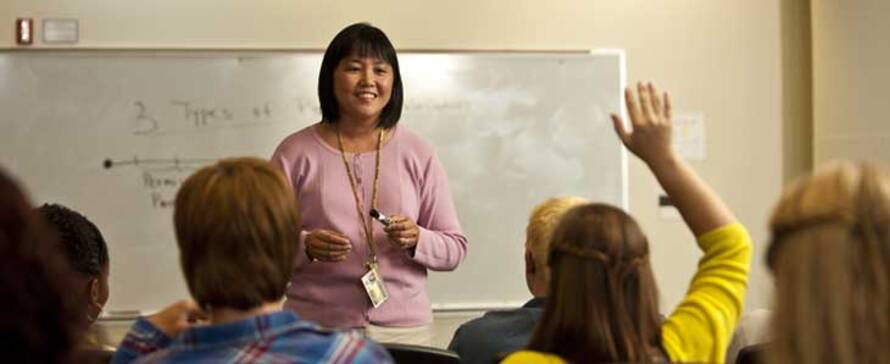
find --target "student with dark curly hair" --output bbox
[38,203,111,349]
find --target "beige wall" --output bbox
[812,0,890,164]
[2,0,808,317]
[781,0,813,182]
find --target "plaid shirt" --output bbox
[111,310,393,364]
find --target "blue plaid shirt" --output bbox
[111,310,393,364]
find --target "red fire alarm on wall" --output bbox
[16,18,33,45]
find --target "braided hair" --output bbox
[37,204,108,277]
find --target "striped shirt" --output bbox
[111,310,393,364]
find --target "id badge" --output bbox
[361,266,389,308]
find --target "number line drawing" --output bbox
[103,156,216,170]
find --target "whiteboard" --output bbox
[0,51,625,314]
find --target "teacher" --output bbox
[271,23,468,345]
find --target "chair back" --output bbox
[382,343,461,364]
[736,343,769,364]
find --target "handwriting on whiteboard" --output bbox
[129,97,470,136]
[103,156,214,209]
[131,100,283,136]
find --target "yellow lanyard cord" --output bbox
[337,127,383,268]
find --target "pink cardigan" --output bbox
[271,123,468,328]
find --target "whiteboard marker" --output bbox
[369,209,392,226]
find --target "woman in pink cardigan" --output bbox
[271,23,468,345]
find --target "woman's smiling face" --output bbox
[333,55,394,122]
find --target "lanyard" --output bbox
[337,127,383,269]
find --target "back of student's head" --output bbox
[38,204,108,277]
[767,160,890,364]
[38,203,110,325]
[526,196,590,268]
[525,196,589,295]
[0,168,79,362]
[528,203,662,363]
[174,157,300,311]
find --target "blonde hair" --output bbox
[174,157,300,310]
[526,196,589,269]
[768,160,890,364]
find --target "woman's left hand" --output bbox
[384,215,420,250]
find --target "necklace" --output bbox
[337,126,383,269]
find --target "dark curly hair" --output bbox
[0,168,80,362]
[38,204,109,277]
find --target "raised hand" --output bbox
[611,81,734,235]
[610,82,675,165]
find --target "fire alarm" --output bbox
[16,18,33,45]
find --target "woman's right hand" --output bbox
[306,229,352,262]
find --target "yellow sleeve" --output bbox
[500,350,566,364]
[660,223,753,364]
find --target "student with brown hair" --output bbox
[0,168,81,363]
[111,157,391,363]
[766,161,890,364]
[504,83,752,363]
[448,196,589,364]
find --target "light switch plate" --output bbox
[43,18,78,44]
[658,194,682,221]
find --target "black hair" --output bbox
[318,22,404,128]
[38,203,109,277]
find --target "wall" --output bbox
[812,0,890,164]
[2,0,808,333]
[781,0,813,182]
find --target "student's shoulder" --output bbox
[263,334,391,364]
[279,324,392,362]
[324,331,392,363]
[130,348,190,364]
[454,307,535,340]
[502,350,566,364]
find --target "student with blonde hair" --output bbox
[767,161,890,364]
[112,157,391,363]
[449,196,588,364]
[504,83,752,363]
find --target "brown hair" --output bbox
[174,157,300,310]
[0,168,80,362]
[767,161,890,364]
[527,203,662,363]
